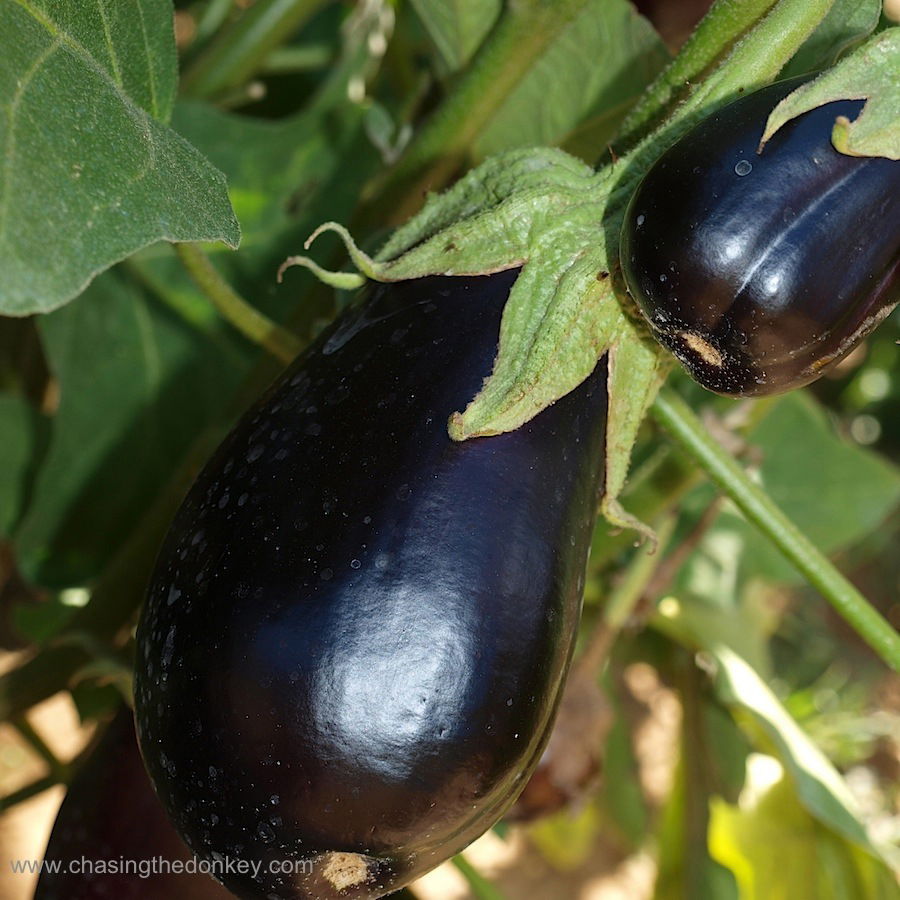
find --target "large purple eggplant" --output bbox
[134,270,609,899]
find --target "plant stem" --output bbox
[451,855,507,900]
[604,515,677,632]
[12,715,68,780]
[361,0,590,224]
[614,0,779,149]
[576,515,677,676]
[0,775,58,811]
[174,243,303,364]
[194,0,234,46]
[651,388,900,674]
[181,0,331,98]
[261,42,332,74]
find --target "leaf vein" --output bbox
[132,0,160,118]
[0,34,61,246]
[97,0,124,90]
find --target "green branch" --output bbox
[12,715,68,780]
[651,388,900,674]
[0,775,58,811]
[181,0,331,99]
[174,243,303,364]
[361,0,591,224]
[615,0,780,148]
[451,855,507,900]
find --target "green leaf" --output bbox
[171,100,369,251]
[710,756,900,900]
[712,392,900,585]
[708,647,895,866]
[0,0,239,315]
[472,0,668,160]
[601,321,669,539]
[761,28,900,158]
[22,0,178,121]
[409,0,501,73]
[12,592,78,643]
[12,267,251,587]
[780,0,882,78]
[0,393,46,536]
[448,228,614,439]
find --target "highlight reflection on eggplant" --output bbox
[135,270,609,899]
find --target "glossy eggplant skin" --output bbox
[134,270,609,900]
[36,707,232,900]
[620,78,900,396]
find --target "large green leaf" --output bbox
[473,0,667,160]
[710,756,900,900]
[738,393,899,584]
[12,268,251,587]
[0,393,46,537]
[24,0,179,121]
[409,0,501,73]
[0,0,239,316]
[780,0,881,79]
[679,392,900,590]
[709,648,895,866]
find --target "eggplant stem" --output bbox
[651,387,900,674]
[175,242,303,364]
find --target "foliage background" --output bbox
[0,0,898,898]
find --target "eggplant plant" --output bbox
[0,2,899,899]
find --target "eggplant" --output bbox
[36,707,232,900]
[134,270,609,899]
[620,78,900,396]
